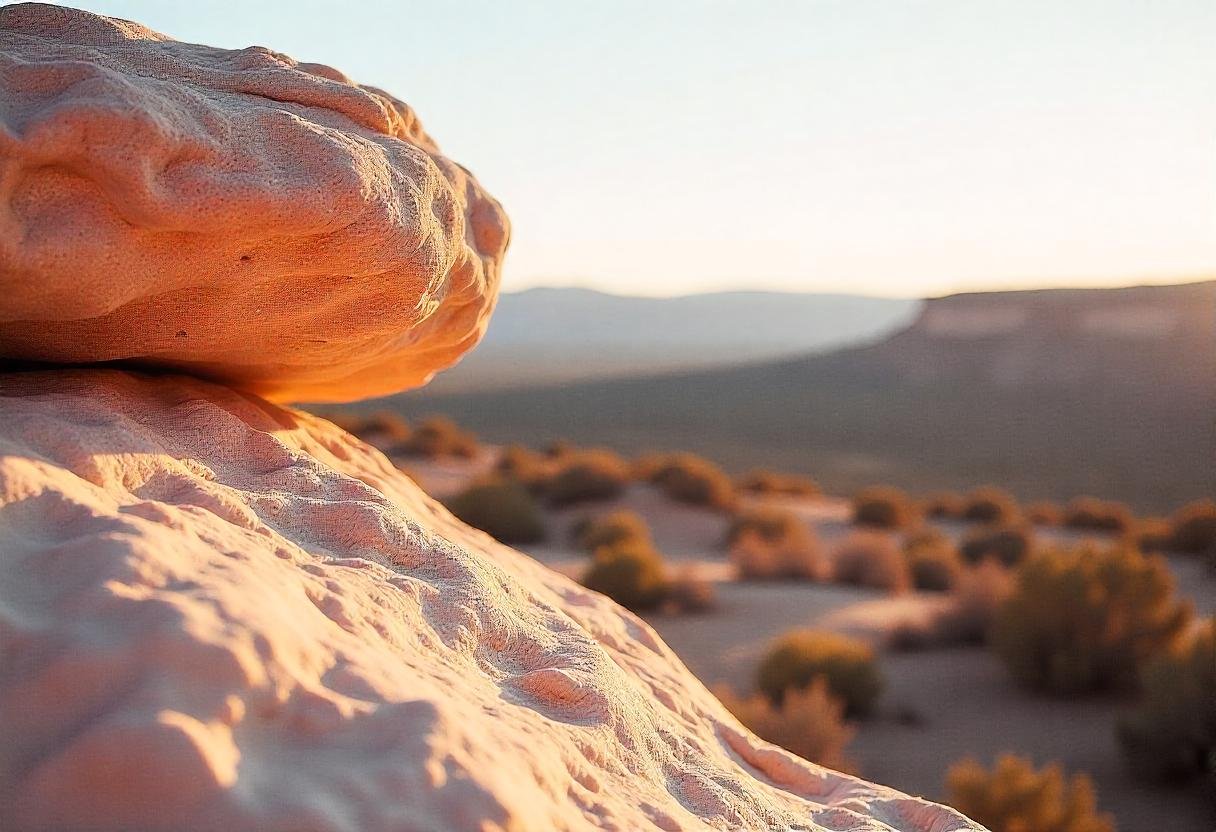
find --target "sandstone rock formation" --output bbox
[0,5,980,830]
[0,3,508,403]
[0,370,978,831]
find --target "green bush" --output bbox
[1169,499,1216,555]
[922,491,965,520]
[756,629,883,718]
[959,524,1034,568]
[580,542,669,612]
[1118,618,1216,784]
[946,754,1114,832]
[716,679,855,772]
[831,531,910,593]
[992,544,1193,695]
[445,479,546,544]
[962,486,1020,525]
[1062,497,1133,534]
[572,510,652,553]
[649,453,737,511]
[851,485,918,529]
[400,416,478,459]
[546,450,630,507]
[727,508,827,580]
[736,469,820,498]
[903,529,962,592]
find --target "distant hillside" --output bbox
[387,281,1216,512]
[423,287,918,392]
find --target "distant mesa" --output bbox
[423,287,920,393]
[395,280,1216,512]
[918,284,1198,342]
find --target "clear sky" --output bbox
[33,0,1216,297]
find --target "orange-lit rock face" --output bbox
[0,370,981,832]
[0,3,509,402]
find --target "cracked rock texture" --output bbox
[0,3,508,402]
[0,370,980,831]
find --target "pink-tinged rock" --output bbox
[0,369,981,832]
[0,3,508,403]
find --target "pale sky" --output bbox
[32,0,1216,297]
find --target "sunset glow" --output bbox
[42,0,1216,297]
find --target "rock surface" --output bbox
[0,4,508,402]
[0,370,980,831]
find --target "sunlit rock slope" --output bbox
[0,370,979,832]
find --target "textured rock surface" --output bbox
[0,369,980,832]
[0,4,508,402]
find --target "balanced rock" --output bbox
[0,370,979,831]
[0,3,508,402]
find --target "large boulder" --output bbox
[0,370,979,831]
[0,3,508,403]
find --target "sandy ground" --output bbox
[652,590,1215,832]
[851,648,1215,832]
[407,451,1216,830]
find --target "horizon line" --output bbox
[503,273,1216,301]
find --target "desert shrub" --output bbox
[903,529,962,592]
[629,451,668,481]
[544,439,575,459]
[832,531,910,593]
[959,524,1034,568]
[580,542,669,612]
[934,559,1015,645]
[337,410,412,450]
[666,567,718,614]
[445,478,546,544]
[1126,516,1173,553]
[400,416,478,458]
[894,560,1014,649]
[851,485,918,530]
[1118,618,1216,784]
[716,679,855,771]
[647,453,737,511]
[1062,497,1132,534]
[922,491,964,520]
[992,544,1193,695]
[756,629,883,718]
[495,444,552,492]
[962,486,1020,525]
[1169,499,1216,555]
[1025,501,1062,526]
[736,469,820,498]
[546,450,630,507]
[572,510,652,553]
[727,508,827,581]
[324,410,365,435]
[946,754,1114,832]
